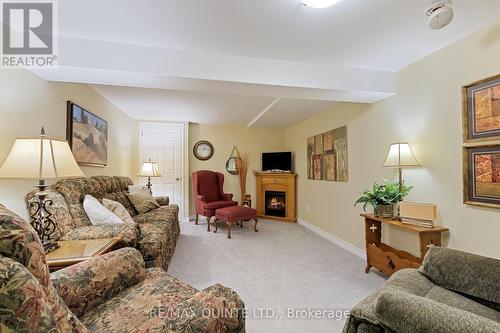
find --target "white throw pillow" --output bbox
[83,195,125,225]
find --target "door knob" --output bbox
[176,178,180,181]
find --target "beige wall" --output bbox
[189,123,285,216]
[285,22,500,259]
[0,70,136,218]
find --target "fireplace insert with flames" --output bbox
[265,191,286,217]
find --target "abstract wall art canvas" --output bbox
[463,74,500,142]
[67,101,108,166]
[306,126,348,182]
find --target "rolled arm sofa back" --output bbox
[419,246,500,309]
[50,176,136,228]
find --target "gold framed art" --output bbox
[462,74,500,208]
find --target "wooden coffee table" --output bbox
[46,238,120,272]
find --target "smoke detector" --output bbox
[424,0,454,30]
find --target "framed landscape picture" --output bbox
[66,101,108,167]
[463,145,500,208]
[306,126,348,182]
[462,74,500,142]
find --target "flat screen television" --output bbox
[262,152,292,172]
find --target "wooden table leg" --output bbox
[227,221,233,239]
[254,218,258,232]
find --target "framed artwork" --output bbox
[462,74,500,143]
[66,101,108,167]
[306,126,348,182]
[463,145,500,208]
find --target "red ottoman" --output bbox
[212,206,258,239]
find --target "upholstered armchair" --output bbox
[192,170,238,225]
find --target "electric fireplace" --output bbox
[265,191,286,217]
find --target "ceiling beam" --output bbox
[31,37,396,103]
[247,97,281,128]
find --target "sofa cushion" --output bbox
[205,200,239,210]
[375,289,500,333]
[103,198,135,224]
[419,247,500,307]
[80,268,244,333]
[426,285,500,323]
[127,187,160,214]
[132,204,179,224]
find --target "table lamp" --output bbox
[0,128,84,251]
[382,142,421,191]
[138,158,161,192]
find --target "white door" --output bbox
[139,122,185,218]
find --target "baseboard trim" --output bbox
[297,218,366,260]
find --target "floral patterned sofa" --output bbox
[26,176,180,269]
[0,203,246,332]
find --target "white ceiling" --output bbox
[30,0,500,127]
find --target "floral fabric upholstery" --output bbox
[51,248,146,317]
[0,203,88,332]
[133,205,180,268]
[80,267,246,333]
[193,170,238,220]
[26,176,180,270]
[62,223,140,248]
[0,203,246,332]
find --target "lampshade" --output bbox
[382,142,421,168]
[137,160,161,177]
[0,137,84,179]
[301,0,341,8]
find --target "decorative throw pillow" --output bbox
[127,187,160,214]
[83,195,124,225]
[103,198,135,224]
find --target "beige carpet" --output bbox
[168,219,386,333]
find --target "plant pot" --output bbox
[374,204,394,219]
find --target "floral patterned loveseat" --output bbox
[0,203,245,332]
[27,176,179,269]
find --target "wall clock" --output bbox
[193,140,214,161]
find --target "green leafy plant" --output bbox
[354,180,412,211]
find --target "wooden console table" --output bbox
[361,214,449,276]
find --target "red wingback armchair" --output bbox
[193,170,238,225]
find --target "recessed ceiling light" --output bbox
[301,0,341,9]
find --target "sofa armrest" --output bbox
[418,247,500,305]
[221,193,234,201]
[51,247,146,318]
[61,224,140,248]
[155,196,169,206]
[194,284,246,333]
[375,289,500,333]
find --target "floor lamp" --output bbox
[0,128,84,251]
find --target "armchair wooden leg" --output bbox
[195,214,199,225]
[207,216,211,232]
[254,218,258,232]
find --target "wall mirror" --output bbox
[226,157,239,175]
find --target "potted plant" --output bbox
[354,180,412,218]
